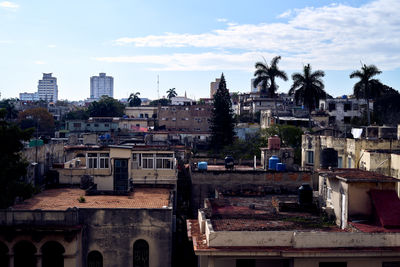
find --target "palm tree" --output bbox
[289,64,326,128]
[253,56,288,123]
[166,88,177,99]
[128,92,141,107]
[349,64,383,125]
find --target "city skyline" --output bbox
[1,0,400,101]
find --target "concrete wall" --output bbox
[81,208,172,267]
[191,170,312,216]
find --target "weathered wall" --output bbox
[80,208,172,267]
[191,170,312,216]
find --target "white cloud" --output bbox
[108,0,400,71]
[35,61,46,65]
[47,44,56,48]
[0,1,19,9]
[217,18,228,23]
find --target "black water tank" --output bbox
[320,148,338,169]
[224,155,234,169]
[298,183,313,205]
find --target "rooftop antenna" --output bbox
[157,75,160,100]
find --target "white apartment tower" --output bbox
[38,73,58,102]
[90,73,114,99]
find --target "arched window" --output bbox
[14,241,37,267]
[0,242,8,267]
[41,241,65,267]
[88,250,103,267]
[133,239,149,267]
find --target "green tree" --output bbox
[149,98,171,106]
[210,73,235,151]
[87,96,125,117]
[350,64,384,125]
[289,64,326,128]
[64,109,89,120]
[253,56,288,122]
[0,109,34,208]
[128,92,142,107]
[18,107,55,135]
[0,98,18,121]
[166,88,177,99]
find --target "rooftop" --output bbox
[12,188,171,210]
[321,168,398,183]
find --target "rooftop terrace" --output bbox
[12,187,171,210]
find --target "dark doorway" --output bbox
[88,251,103,267]
[42,241,65,267]
[133,239,149,267]
[114,159,129,191]
[14,241,37,267]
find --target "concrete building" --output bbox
[170,96,195,106]
[210,78,220,98]
[90,73,114,100]
[125,106,158,119]
[158,104,212,132]
[301,131,400,171]
[19,92,39,101]
[0,187,173,267]
[38,73,58,102]
[188,169,400,267]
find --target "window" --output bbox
[104,124,109,127]
[73,123,81,128]
[142,153,154,169]
[343,103,351,112]
[133,240,149,267]
[307,151,314,164]
[328,103,336,111]
[353,103,359,110]
[344,116,351,124]
[348,157,352,168]
[155,153,173,169]
[88,251,103,267]
[338,157,343,168]
[145,114,148,118]
[99,153,109,168]
[94,124,99,127]
[88,153,98,168]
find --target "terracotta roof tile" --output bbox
[12,188,170,210]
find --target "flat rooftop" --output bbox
[12,188,171,210]
[321,168,398,183]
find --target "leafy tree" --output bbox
[253,56,288,122]
[166,88,177,99]
[0,98,18,121]
[128,92,142,107]
[18,107,55,135]
[0,109,34,208]
[209,73,235,152]
[149,98,171,106]
[289,64,326,128]
[373,85,400,125]
[350,64,384,125]
[87,96,125,117]
[221,131,267,160]
[64,109,89,120]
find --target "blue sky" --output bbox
[1,0,399,101]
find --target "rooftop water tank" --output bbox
[268,155,280,170]
[320,148,338,169]
[268,136,281,150]
[198,162,208,171]
[276,163,286,172]
[224,156,234,169]
[298,183,313,205]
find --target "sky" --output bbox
[0,0,399,101]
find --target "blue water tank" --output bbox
[268,155,280,170]
[276,163,286,171]
[198,162,208,171]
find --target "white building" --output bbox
[90,73,114,100]
[19,92,39,101]
[38,73,58,102]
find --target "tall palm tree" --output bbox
[128,92,141,107]
[289,64,326,128]
[166,88,177,99]
[253,56,288,123]
[349,64,383,126]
